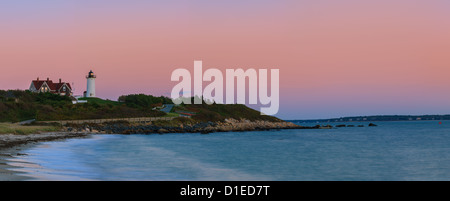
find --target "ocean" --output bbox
[7,121,450,181]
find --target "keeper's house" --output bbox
[29,77,73,96]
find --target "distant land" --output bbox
[291,115,450,123]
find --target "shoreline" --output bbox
[64,118,321,135]
[0,119,327,181]
[0,144,36,181]
[0,119,379,181]
[0,132,90,181]
[0,120,304,180]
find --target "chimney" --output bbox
[37,77,39,81]
[59,79,62,83]
[47,78,49,82]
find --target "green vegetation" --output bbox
[164,112,181,117]
[152,117,196,127]
[78,97,122,106]
[0,123,61,135]
[0,90,281,123]
[118,94,172,109]
[174,99,281,122]
[0,90,166,122]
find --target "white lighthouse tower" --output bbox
[85,70,96,98]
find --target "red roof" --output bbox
[31,79,72,91]
[32,80,46,90]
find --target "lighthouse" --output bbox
[85,70,96,98]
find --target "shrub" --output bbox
[119,94,172,108]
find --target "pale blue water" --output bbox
[9,121,450,180]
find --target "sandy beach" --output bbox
[0,132,90,181]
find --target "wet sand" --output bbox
[0,132,90,181]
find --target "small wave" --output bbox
[141,145,272,181]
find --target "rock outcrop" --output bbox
[64,118,320,135]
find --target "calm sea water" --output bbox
[8,121,450,181]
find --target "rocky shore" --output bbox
[0,132,90,150]
[0,119,379,180]
[64,118,326,135]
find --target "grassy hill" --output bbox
[174,102,282,122]
[0,90,282,123]
[77,97,122,106]
[0,90,165,122]
[0,122,61,134]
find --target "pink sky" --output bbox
[0,1,449,119]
